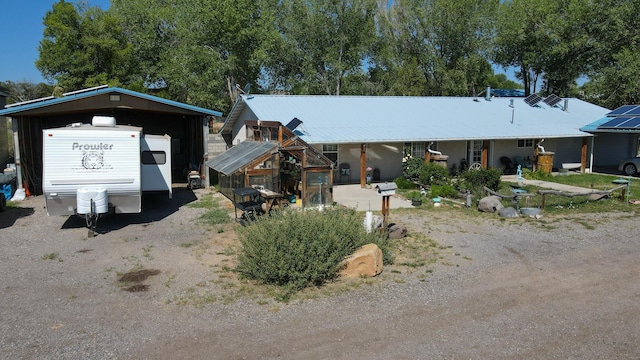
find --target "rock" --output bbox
[498,207,519,218]
[477,196,504,213]
[339,244,383,278]
[387,223,407,239]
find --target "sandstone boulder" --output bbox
[339,243,383,278]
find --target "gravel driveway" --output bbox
[1,187,639,359]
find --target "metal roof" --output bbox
[205,141,277,175]
[223,95,609,144]
[0,86,222,117]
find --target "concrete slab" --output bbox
[332,184,415,212]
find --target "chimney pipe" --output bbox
[485,86,491,101]
[564,98,569,112]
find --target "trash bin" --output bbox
[0,172,17,201]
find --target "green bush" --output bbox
[418,162,450,186]
[235,208,393,297]
[430,184,458,198]
[459,167,502,192]
[402,157,423,182]
[523,168,553,180]
[394,176,415,190]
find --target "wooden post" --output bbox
[381,195,390,226]
[482,140,489,168]
[360,144,367,188]
[541,193,546,210]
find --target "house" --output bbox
[0,85,222,196]
[580,105,640,167]
[220,90,610,186]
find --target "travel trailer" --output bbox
[42,116,171,232]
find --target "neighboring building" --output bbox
[580,105,640,167]
[221,91,610,185]
[0,86,222,195]
[0,86,9,168]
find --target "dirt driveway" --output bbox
[1,187,639,359]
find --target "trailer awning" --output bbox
[206,141,278,176]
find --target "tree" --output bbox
[371,0,499,96]
[111,0,278,111]
[266,0,378,95]
[0,81,54,104]
[36,1,134,92]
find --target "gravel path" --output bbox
[1,188,639,359]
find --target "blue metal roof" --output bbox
[224,95,609,144]
[0,86,222,117]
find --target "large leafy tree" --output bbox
[371,0,498,96]
[0,81,54,104]
[111,0,278,111]
[266,0,379,95]
[36,1,133,92]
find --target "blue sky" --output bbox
[0,0,110,84]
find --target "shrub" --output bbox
[430,184,458,198]
[523,168,553,180]
[235,208,393,297]
[418,162,450,186]
[394,176,415,190]
[459,167,502,192]
[402,156,423,183]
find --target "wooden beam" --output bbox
[360,144,367,188]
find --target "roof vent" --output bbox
[92,115,116,127]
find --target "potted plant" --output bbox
[366,167,373,187]
[406,190,422,206]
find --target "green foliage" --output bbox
[235,208,393,297]
[394,176,415,190]
[460,167,502,192]
[430,184,458,199]
[418,163,451,186]
[402,156,423,183]
[523,168,553,180]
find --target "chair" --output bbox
[339,163,351,183]
[500,156,516,174]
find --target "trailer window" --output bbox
[142,151,166,165]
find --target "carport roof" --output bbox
[0,86,222,117]
[205,141,278,176]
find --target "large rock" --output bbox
[477,195,504,213]
[498,207,519,218]
[387,223,407,239]
[339,244,383,278]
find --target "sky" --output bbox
[0,0,110,84]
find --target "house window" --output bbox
[517,139,533,148]
[471,141,482,164]
[322,144,338,164]
[403,142,426,158]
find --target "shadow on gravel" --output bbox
[0,207,35,229]
[61,186,198,233]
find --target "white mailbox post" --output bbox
[375,183,397,225]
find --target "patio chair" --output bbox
[339,163,351,183]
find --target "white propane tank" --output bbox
[77,188,108,214]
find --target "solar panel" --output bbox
[598,116,639,129]
[606,105,640,116]
[524,94,543,107]
[543,94,562,107]
[286,117,302,130]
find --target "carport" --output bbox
[0,85,222,196]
